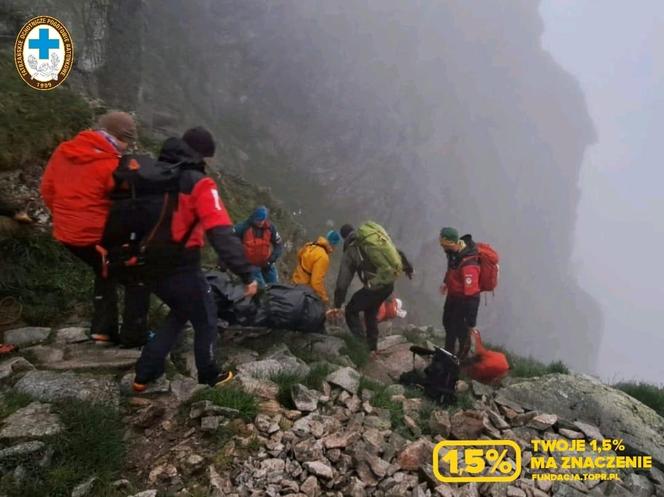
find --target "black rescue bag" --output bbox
[206,271,326,333]
[99,155,193,281]
[400,345,460,406]
[206,271,262,327]
[258,283,326,333]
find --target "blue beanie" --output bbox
[253,206,269,222]
[326,230,341,246]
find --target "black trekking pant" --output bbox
[135,265,220,385]
[66,244,150,346]
[443,295,480,358]
[345,283,394,351]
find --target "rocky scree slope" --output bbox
[0,323,663,497]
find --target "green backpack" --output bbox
[355,221,403,288]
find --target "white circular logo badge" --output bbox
[14,16,74,91]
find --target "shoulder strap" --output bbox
[459,254,480,268]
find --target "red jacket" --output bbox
[158,137,254,282]
[172,172,232,248]
[41,131,121,246]
[444,236,481,297]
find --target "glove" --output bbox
[244,281,258,298]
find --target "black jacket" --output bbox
[445,234,478,270]
[158,138,255,283]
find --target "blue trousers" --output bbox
[135,266,220,385]
[253,263,279,289]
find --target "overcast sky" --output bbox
[539,1,664,383]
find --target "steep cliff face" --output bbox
[2,0,602,371]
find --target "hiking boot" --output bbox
[209,370,235,387]
[0,344,18,356]
[91,333,112,342]
[132,380,148,393]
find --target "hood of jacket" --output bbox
[315,236,334,254]
[342,230,357,251]
[158,137,206,171]
[56,130,120,164]
[458,234,478,258]
[446,233,478,269]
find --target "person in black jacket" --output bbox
[133,127,257,391]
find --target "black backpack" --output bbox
[401,345,460,405]
[99,154,194,281]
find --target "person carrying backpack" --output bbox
[234,206,283,288]
[40,111,151,346]
[291,230,341,305]
[132,127,257,391]
[332,223,413,351]
[439,227,499,359]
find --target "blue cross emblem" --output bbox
[28,28,60,59]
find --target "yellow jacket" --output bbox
[292,237,333,304]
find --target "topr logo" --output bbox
[14,16,74,91]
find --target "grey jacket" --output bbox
[333,231,414,308]
[333,232,375,308]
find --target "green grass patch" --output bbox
[290,345,321,364]
[358,376,411,435]
[484,342,569,378]
[359,376,384,393]
[0,234,92,325]
[340,333,371,368]
[269,371,306,409]
[546,360,570,374]
[403,327,430,346]
[0,50,96,172]
[417,399,437,435]
[0,390,33,419]
[508,355,569,378]
[451,391,475,412]
[0,400,125,497]
[191,386,259,421]
[303,363,336,391]
[613,381,664,417]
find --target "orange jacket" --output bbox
[40,131,121,246]
[292,237,333,304]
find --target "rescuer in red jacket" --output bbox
[133,127,258,391]
[439,227,481,359]
[40,111,150,346]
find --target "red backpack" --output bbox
[476,243,500,292]
[243,225,273,266]
[465,330,509,384]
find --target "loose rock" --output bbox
[0,402,63,440]
[528,413,558,430]
[292,383,320,412]
[3,327,51,347]
[326,367,361,394]
[15,370,120,406]
[304,460,334,480]
[0,357,35,381]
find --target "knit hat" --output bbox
[326,230,341,247]
[97,111,137,143]
[339,224,354,239]
[439,227,459,243]
[252,206,269,222]
[182,126,216,157]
